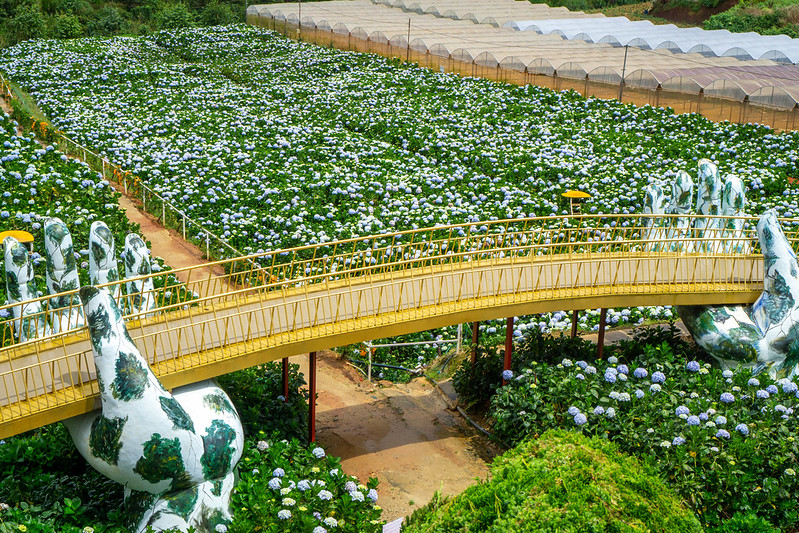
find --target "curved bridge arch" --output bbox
[0,213,787,437]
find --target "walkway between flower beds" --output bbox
[297,352,498,523]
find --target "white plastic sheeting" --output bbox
[251,0,799,108]
[506,18,799,63]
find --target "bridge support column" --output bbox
[282,357,289,400]
[309,351,317,443]
[571,310,578,338]
[503,316,514,386]
[470,321,480,366]
[597,308,607,359]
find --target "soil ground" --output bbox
[295,352,499,522]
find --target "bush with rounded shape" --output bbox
[403,429,702,533]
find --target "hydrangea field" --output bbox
[489,336,799,529]
[1,24,798,345]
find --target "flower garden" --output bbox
[1,20,799,532]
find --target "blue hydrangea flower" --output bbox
[686,361,700,372]
[722,370,733,379]
[568,406,581,416]
[715,416,727,425]
[561,359,573,367]
[604,371,617,383]
[574,413,588,426]
[650,384,662,393]
[502,369,514,380]
[575,373,585,380]
[608,356,618,364]
[313,527,328,533]
[675,405,690,416]
[350,490,365,502]
[783,381,798,394]
[716,429,731,439]
[748,378,760,387]
[576,360,588,369]
[318,490,333,501]
[652,371,666,383]
[775,404,788,413]
[606,407,616,419]
[635,389,645,399]
[345,481,357,492]
[672,436,686,446]
[312,447,326,459]
[617,364,629,375]
[633,367,648,379]
[297,480,311,491]
[757,389,770,399]
[735,423,749,435]
[767,384,779,395]
[273,468,285,478]
[699,412,708,421]
[686,416,700,426]
[269,477,282,490]
[585,366,597,375]
[720,393,735,403]
[618,393,631,402]
[593,406,605,415]
[368,489,379,502]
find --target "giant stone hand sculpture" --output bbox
[65,287,243,532]
[646,160,799,379]
[3,219,244,532]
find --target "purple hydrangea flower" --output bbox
[576,360,588,369]
[720,393,735,403]
[617,364,629,375]
[748,377,760,387]
[699,412,708,421]
[783,381,798,394]
[568,406,581,416]
[767,384,779,395]
[675,406,690,416]
[672,436,686,446]
[687,416,700,426]
[716,429,731,439]
[652,371,666,383]
[273,468,285,478]
[593,406,605,415]
[502,369,514,380]
[686,361,700,372]
[367,489,378,502]
[633,367,648,379]
[635,389,645,399]
[345,481,357,492]
[715,416,727,425]
[757,389,770,399]
[735,423,749,435]
[574,413,588,426]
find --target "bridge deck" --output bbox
[0,248,762,438]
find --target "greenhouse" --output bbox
[506,18,799,63]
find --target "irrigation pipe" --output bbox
[348,358,421,374]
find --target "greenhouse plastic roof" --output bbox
[251,0,799,108]
[506,18,799,63]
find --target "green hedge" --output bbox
[403,429,702,532]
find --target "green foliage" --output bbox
[3,3,46,46]
[484,330,799,529]
[198,1,237,26]
[230,436,383,533]
[403,429,702,532]
[86,7,128,37]
[704,1,799,38]
[705,512,781,533]
[155,3,195,30]
[49,14,83,39]
[217,361,310,441]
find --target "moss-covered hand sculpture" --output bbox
[65,286,243,532]
[646,160,799,378]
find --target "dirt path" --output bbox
[296,353,497,522]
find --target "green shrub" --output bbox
[199,0,237,26]
[155,3,196,30]
[49,14,83,39]
[230,436,383,533]
[217,361,309,441]
[705,512,781,533]
[3,3,46,45]
[487,336,799,529]
[86,7,127,36]
[403,429,702,532]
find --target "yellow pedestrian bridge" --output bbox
[0,213,784,438]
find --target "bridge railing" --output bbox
[0,213,786,349]
[0,213,785,432]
